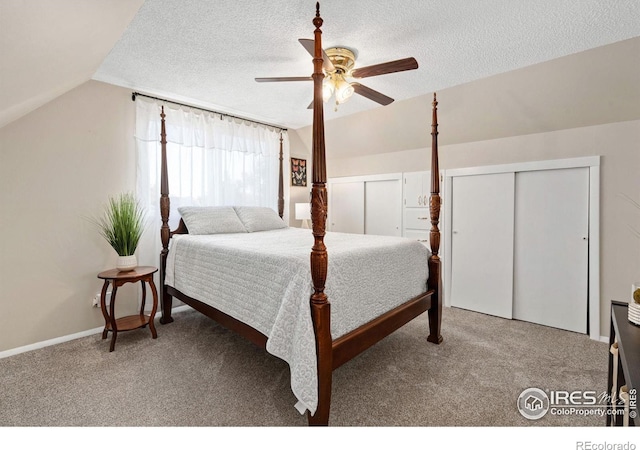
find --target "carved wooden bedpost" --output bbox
[307,2,332,426]
[159,106,174,325]
[427,93,443,344]
[278,132,285,219]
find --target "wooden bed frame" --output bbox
[158,3,442,426]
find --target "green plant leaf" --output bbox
[91,192,146,256]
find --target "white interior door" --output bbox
[329,182,364,234]
[365,180,402,236]
[450,173,515,319]
[512,167,589,333]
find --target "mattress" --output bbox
[165,227,430,415]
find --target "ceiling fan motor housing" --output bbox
[325,47,356,74]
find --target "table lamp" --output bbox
[295,202,311,229]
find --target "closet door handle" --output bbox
[418,195,423,205]
[423,195,429,205]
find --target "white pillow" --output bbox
[177,206,247,235]
[234,206,288,232]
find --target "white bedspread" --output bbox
[165,227,430,415]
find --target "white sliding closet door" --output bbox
[329,182,365,234]
[450,173,515,319]
[365,180,402,236]
[512,167,589,333]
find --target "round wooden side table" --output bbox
[97,266,158,352]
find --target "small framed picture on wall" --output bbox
[291,157,307,187]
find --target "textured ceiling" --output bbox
[94,1,640,129]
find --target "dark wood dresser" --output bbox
[607,301,639,426]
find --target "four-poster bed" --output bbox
[157,3,442,426]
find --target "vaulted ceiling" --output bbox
[2,0,640,131]
[0,0,144,128]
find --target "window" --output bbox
[133,97,289,266]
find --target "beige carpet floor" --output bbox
[0,306,608,427]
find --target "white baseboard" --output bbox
[0,305,191,360]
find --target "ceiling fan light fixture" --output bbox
[322,76,335,102]
[334,75,354,104]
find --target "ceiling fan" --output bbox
[256,38,418,110]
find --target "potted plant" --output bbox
[93,192,146,271]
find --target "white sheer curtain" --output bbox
[134,97,290,271]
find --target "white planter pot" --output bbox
[116,255,137,272]
[628,302,640,326]
[630,283,640,326]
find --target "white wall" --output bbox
[0,79,307,354]
[0,80,140,352]
[326,120,640,337]
[288,129,312,227]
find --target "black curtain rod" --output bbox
[131,92,287,132]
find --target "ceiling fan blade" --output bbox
[351,57,418,79]
[255,76,312,82]
[298,38,336,72]
[352,83,394,106]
